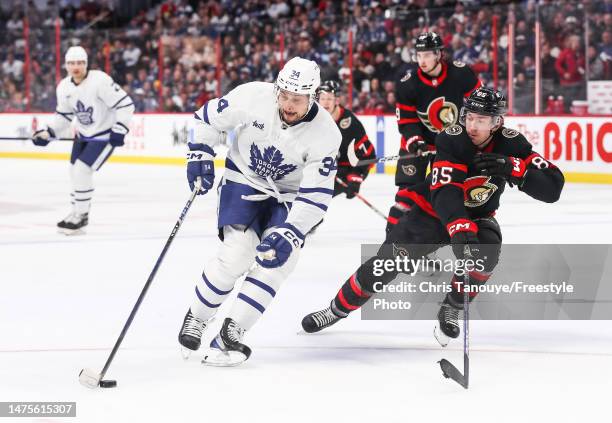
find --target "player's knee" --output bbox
[208,225,258,283]
[476,217,502,272]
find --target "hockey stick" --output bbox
[438,246,472,389]
[0,136,76,141]
[346,138,434,167]
[335,177,387,220]
[78,177,202,389]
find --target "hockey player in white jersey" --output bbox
[178,57,342,365]
[32,46,134,234]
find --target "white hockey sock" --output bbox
[229,248,300,331]
[70,160,94,215]
[191,225,258,320]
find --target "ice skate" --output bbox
[434,299,461,347]
[301,302,345,333]
[57,212,88,235]
[202,318,251,366]
[178,309,210,359]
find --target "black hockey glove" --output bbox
[406,135,428,156]
[473,153,527,186]
[343,174,364,199]
[447,219,481,260]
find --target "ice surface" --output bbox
[1,159,610,422]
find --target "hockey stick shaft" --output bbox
[0,136,76,141]
[98,178,202,380]
[346,138,434,167]
[462,252,471,388]
[335,177,387,221]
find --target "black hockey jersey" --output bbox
[395,61,481,152]
[394,125,564,228]
[335,106,376,178]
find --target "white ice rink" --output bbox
[1,158,611,423]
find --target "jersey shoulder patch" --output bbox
[339,116,351,129]
[400,71,412,82]
[445,124,463,135]
[502,127,519,138]
[453,60,466,68]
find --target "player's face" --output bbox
[318,91,337,114]
[465,112,496,146]
[416,51,440,74]
[66,60,87,81]
[277,89,310,124]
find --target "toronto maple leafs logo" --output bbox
[75,100,94,125]
[248,143,297,181]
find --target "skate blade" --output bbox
[433,325,450,348]
[201,348,248,367]
[58,227,86,236]
[180,347,194,360]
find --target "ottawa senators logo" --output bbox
[339,117,351,129]
[417,97,458,133]
[463,175,498,208]
[392,243,409,257]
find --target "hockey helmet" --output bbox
[462,87,507,117]
[65,46,88,65]
[415,32,444,52]
[275,57,321,110]
[317,80,341,97]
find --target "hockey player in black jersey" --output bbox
[317,80,376,199]
[302,87,564,346]
[389,31,482,231]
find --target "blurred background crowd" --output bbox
[1,0,610,114]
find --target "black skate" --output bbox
[301,302,345,333]
[202,318,251,367]
[434,299,461,347]
[57,212,88,235]
[178,309,209,359]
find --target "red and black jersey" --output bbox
[395,60,481,152]
[334,106,376,179]
[392,125,565,227]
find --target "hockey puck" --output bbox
[99,379,117,388]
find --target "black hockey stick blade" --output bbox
[438,359,468,389]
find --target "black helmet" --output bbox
[317,80,341,96]
[415,32,443,52]
[463,87,507,117]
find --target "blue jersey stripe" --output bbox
[202,272,232,295]
[237,293,265,313]
[245,277,276,297]
[195,286,221,308]
[298,187,334,195]
[294,196,328,211]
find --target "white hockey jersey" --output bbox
[193,81,342,235]
[50,70,134,141]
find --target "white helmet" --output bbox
[65,46,88,65]
[275,56,321,111]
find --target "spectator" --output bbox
[2,53,24,81]
[555,34,586,111]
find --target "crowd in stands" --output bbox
[1,0,610,114]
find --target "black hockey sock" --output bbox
[333,273,373,315]
[447,271,492,308]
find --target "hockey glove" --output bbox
[343,174,364,199]
[406,135,428,156]
[186,142,215,195]
[109,123,129,147]
[447,218,481,260]
[256,223,305,268]
[32,127,55,147]
[473,153,527,186]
